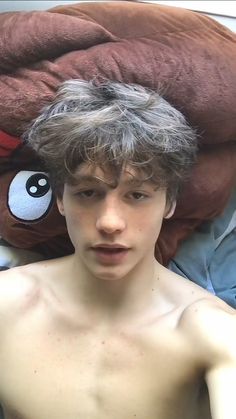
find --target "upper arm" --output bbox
[206,361,236,419]
[204,309,236,419]
[181,299,236,419]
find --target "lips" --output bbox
[91,245,129,264]
[95,247,125,252]
[93,244,129,250]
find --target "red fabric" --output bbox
[0,130,21,157]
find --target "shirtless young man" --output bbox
[0,80,235,419]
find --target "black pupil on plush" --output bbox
[26,173,50,198]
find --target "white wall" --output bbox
[152,1,236,32]
[0,1,235,32]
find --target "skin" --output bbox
[0,164,235,419]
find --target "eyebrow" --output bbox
[68,175,146,188]
[72,175,103,184]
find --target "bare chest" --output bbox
[0,320,210,419]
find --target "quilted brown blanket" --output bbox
[0,1,236,265]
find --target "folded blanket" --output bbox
[0,2,235,143]
[0,1,235,264]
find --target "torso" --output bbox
[0,256,215,419]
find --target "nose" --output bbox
[96,197,126,235]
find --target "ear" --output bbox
[164,200,176,219]
[56,197,65,216]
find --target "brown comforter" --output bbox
[0,1,235,265]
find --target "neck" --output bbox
[66,253,161,324]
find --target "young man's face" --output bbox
[57,163,175,281]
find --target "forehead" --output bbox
[71,163,149,186]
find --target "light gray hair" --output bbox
[24,79,198,201]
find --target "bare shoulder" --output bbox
[179,296,236,364]
[0,255,71,327]
[0,264,40,326]
[159,264,217,305]
[159,265,236,363]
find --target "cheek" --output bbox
[139,206,165,225]
[135,221,160,235]
[64,207,94,237]
[62,205,80,230]
[135,209,165,237]
[64,212,86,249]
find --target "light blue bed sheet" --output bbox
[169,187,236,308]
